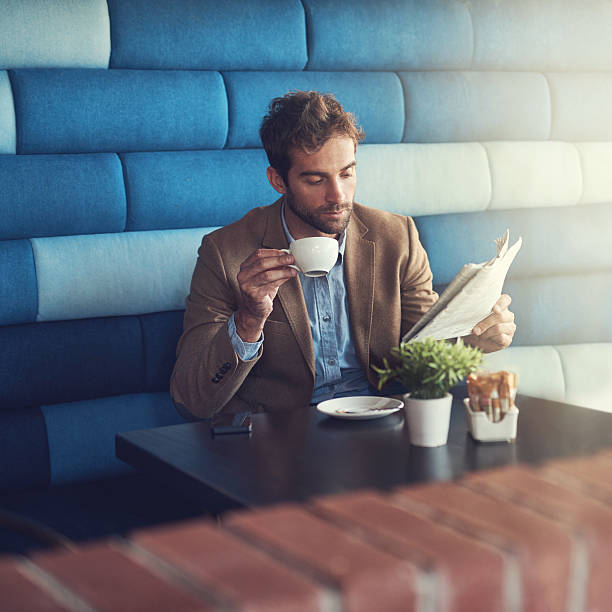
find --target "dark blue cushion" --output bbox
[0,318,144,410]
[42,393,185,485]
[11,69,227,154]
[0,240,37,326]
[108,0,307,70]
[303,0,472,70]
[123,150,278,230]
[0,407,50,490]
[140,311,184,392]
[225,71,404,148]
[415,203,612,285]
[0,154,126,239]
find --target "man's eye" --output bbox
[341,172,353,179]
[307,178,324,185]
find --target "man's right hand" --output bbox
[234,249,297,342]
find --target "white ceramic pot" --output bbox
[404,393,453,447]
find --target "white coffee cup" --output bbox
[281,237,339,277]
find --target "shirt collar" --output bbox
[280,199,346,259]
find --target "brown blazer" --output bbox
[171,199,437,419]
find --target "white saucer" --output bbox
[316,396,404,420]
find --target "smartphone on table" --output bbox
[211,411,252,436]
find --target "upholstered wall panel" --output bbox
[355,141,612,216]
[548,73,612,141]
[0,318,144,410]
[0,71,16,153]
[11,69,227,154]
[505,274,612,346]
[0,0,110,69]
[400,72,550,143]
[42,393,184,485]
[33,228,214,322]
[577,143,612,205]
[470,0,612,71]
[140,311,185,392]
[108,0,307,70]
[123,150,277,231]
[557,344,612,412]
[415,203,612,285]
[0,407,50,490]
[355,143,491,217]
[225,71,404,148]
[484,142,582,209]
[303,0,472,70]
[0,240,37,326]
[482,345,566,404]
[0,154,125,239]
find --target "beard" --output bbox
[285,189,354,236]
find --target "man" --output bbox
[171,91,515,419]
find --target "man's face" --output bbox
[281,136,357,239]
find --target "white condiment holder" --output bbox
[463,398,518,442]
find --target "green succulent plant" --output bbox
[373,337,483,400]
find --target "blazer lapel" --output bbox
[345,212,375,375]
[262,200,315,378]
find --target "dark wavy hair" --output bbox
[259,90,364,183]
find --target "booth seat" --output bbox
[1,0,611,493]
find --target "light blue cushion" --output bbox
[303,0,472,70]
[548,73,612,141]
[415,203,612,285]
[0,239,37,325]
[506,274,612,346]
[471,0,612,70]
[400,72,550,142]
[0,0,110,69]
[0,71,16,153]
[11,69,227,154]
[225,71,404,148]
[42,393,185,484]
[0,153,126,239]
[108,0,307,70]
[32,228,217,321]
[123,150,278,230]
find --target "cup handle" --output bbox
[280,248,300,272]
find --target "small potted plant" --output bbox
[373,337,483,446]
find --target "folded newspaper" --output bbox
[402,229,522,343]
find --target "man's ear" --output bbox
[266,166,287,194]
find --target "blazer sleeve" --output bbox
[399,216,439,339]
[170,235,261,419]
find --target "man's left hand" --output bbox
[463,294,516,353]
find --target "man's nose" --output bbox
[326,178,345,204]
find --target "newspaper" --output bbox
[402,229,522,343]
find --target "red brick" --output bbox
[133,518,323,612]
[542,452,612,504]
[225,504,419,612]
[393,481,574,612]
[33,543,213,612]
[311,490,505,612]
[0,558,68,611]
[465,465,612,611]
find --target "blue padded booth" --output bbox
[1,0,611,493]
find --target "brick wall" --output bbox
[5,449,612,611]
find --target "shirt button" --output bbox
[328,359,336,365]
[322,315,331,322]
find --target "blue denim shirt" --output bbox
[228,204,371,403]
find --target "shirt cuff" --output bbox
[228,312,263,361]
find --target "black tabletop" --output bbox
[116,394,612,513]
